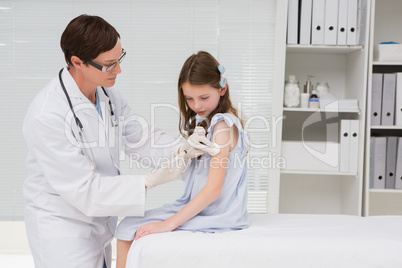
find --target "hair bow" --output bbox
[218,65,227,88]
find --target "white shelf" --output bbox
[281,169,357,176]
[283,107,360,113]
[371,125,402,130]
[286,45,364,54]
[373,61,402,66]
[369,189,402,194]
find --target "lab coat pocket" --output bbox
[37,194,92,239]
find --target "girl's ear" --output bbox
[220,84,228,96]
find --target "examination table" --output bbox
[125,213,402,268]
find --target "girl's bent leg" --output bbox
[116,239,134,268]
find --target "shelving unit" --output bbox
[277,0,371,216]
[363,0,402,216]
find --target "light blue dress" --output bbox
[115,113,249,241]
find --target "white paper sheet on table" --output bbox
[126,214,402,268]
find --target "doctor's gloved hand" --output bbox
[179,126,220,159]
[144,154,189,189]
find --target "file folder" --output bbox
[395,137,402,189]
[385,136,397,189]
[348,120,359,174]
[337,0,348,45]
[346,0,358,45]
[371,137,386,189]
[340,120,350,173]
[381,73,396,126]
[395,73,402,126]
[356,0,367,45]
[371,73,383,126]
[311,0,325,45]
[287,0,299,44]
[369,137,375,188]
[300,0,313,45]
[324,0,339,45]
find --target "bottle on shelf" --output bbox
[301,75,314,108]
[316,82,330,98]
[284,75,300,108]
[309,90,320,108]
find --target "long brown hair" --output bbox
[178,51,242,138]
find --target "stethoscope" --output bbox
[58,68,119,171]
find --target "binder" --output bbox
[356,0,367,45]
[381,73,396,126]
[371,137,386,189]
[395,137,402,189]
[395,73,402,126]
[287,0,299,44]
[340,120,350,173]
[348,120,359,174]
[336,0,348,45]
[371,73,383,126]
[385,137,398,189]
[324,0,339,45]
[369,137,375,188]
[346,0,358,45]
[300,0,313,45]
[311,0,325,45]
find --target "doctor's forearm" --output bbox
[62,173,147,217]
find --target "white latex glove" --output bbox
[144,154,189,189]
[179,126,220,159]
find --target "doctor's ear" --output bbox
[70,56,84,69]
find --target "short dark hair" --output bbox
[60,14,120,66]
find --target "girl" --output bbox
[115,51,249,267]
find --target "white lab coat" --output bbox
[22,67,181,268]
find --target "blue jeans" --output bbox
[103,259,107,268]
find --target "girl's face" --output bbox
[182,82,225,118]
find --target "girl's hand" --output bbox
[134,221,173,240]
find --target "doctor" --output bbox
[22,15,218,268]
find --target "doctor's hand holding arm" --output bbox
[22,14,214,268]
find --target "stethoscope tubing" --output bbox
[58,68,119,171]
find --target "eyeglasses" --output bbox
[87,49,126,72]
